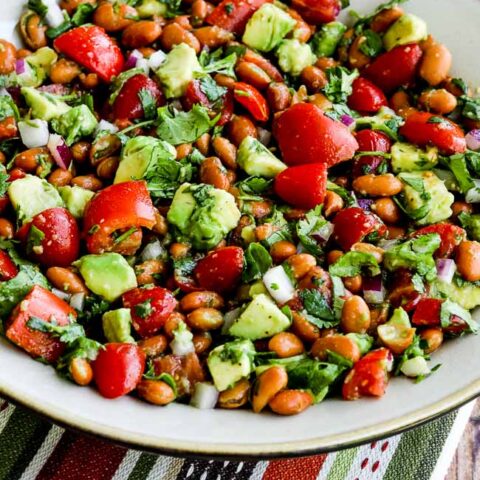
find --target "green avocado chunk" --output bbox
[21,87,71,121]
[383,14,428,51]
[74,253,137,302]
[102,309,135,343]
[237,136,287,178]
[58,186,95,219]
[51,105,98,146]
[391,142,438,173]
[310,21,347,57]
[276,39,316,76]
[434,280,480,310]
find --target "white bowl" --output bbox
[2,0,480,458]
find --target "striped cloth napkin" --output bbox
[0,399,473,480]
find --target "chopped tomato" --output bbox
[122,287,177,338]
[183,79,211,110]
[83,181,156,254]
[0,250,18,281]
[54,26,124,82]
[274,103,358,167]
[291,0,340,24]
[217,90,234,126]
[364,44,423,93]
[5,285,76,363]
[400,111,467,155]
[352,130,392,177]
[347,77,388,113]
[412,298,442,326]
[274,163,327,210]
[93,343,146,399]
[233,82,269,122]
[0,195,9,214]
[412,224,466,258]
[194,246,244,293]
[342,348,392,400]
[333,207,387,251]
[113,74,164,121]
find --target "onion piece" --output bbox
[44,0,67,28]
[141,239,164,261]
[400,356,430,377]
[52,288,72,302]
[18,119,49,148]
[170,322,195,356]
[311,222,334,243]
[136,58,150,75]
[466,180,480,203]
[15,59,26,75]
[190,382,219,409]
[95,119,119,136]
[466,129,480,151]
[436,258,456,284]
[47,133,72,170]
[263,266,295,304]
[148,50,167,70]
[357,199,374,211]
[363,275,385,304]
[70,293,85,311]
[340,114,355,127]
[124,50,144,70]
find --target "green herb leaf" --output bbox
[198,76,227,104]
[0,164,9,197]
[199,48,237,77]
[296,205,326,258]
[358,29,383,57]
[442,153,475,194]
[27,316,85,344]
[242,243,272,283]
[134,299,154,319]
[71,3,95,25]
[236,176,272,201]
[138,88,158,120]
[323,66,359,104]
[329,251,380,277]
[299,289,336,329]
[440,298,479,334]
[26,225,45,255]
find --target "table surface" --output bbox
[446,400,480,479]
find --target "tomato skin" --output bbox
[274,103,358,167]
[291,0,340,24]
[54,26,124,82]
[364,44,423,93]
[0,195,9,214]
[194,246,244,293]
[274,163,327,210]
[412,298,442,326]
[342,348,392,400]
[217,90,234,126]
[399,111,466,155]
[352,130,392,177]
[412,224,466,258]
[18,208,80,268]
[183,79,211,111]
[122,287,177,338]
[206,0,270,34]
[348,78,388,113]
[333,207,387,251]
[93,343,146,399]
[83,181,156,254]
[0,250,18,281]
[113,74,164,121]
[233,82,269,122]
[5,285,76,363]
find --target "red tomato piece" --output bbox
[364,44,423,93]
[352,130,392,177]
[122,287,177,338]
[342,348,392,400]
[54,26,124,82]
[0,195,9,214]
[412,298,443,326]
[444,315,469,335]
[83,181,156,254]
[113,74,164,121]
[217,89,234,126]
[205,0,270,34]
[399,111,466,155]
[333,207,387,251]
[412,224,466,258]
[274,163,327,210]
[233,82,269,122]
[183,79,211,111]
[291,0,340,24]
[194,246,244,293]
[347,77,388,113]
[0,250,18,281]
[18,208,80,268]
[274,103,358,167]
[5,285,76,363]
[93,343,146,399]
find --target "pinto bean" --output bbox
[226,115,257,146]
[46,267,88,294]
[194,26,233,49]
[352,174,403,197]
[122,21,162,49]
[93,2,137,32]
[180,291,224,311]
[236,61,272,90]
[268,390,313,415]
[199,157,230,190]
[252,366,288,413]
[160,23,200,52]
[0,40,16,75]
[218,378,250,409]
[418,88,457,115]
[419,40,452,86]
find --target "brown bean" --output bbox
[164,312,186,338]
[50,59,81,84]
[60,0,96,14]
[327,250,344,265]
[15,147,50,172]
[246,200,272,219]
[456,241,480,282]
[442,77,469,97]
[169,242,190,259]
[90,134,122,167]
[71,175,103,191]
[268,390,313,416]
[343,275,363,293]
[315,56,339,71]
[138,380,176,405]
[419,41,452,86]
[0,218,14,239]
[300,65,327,93]
[193,332,212,355]
[160,23,200,53]
[309,93,332,111]
[252,366,288,413]
[286,254,316,280]
[214,73,236,88]
[227,115,257,146]
[390,90,416,118]
[0,40,16,75]
[191,0,208,26]
[180,291,224,311]
[348,35,371,69]
[71,141,91,164]
[287,7,312,43]
[200,157,230,190]
[370,6,404,33]
[372,197,401,224]
[186,307,224,331]
[122,21,162,48]
[420,328,444,354]
[135,259,166,285]
[353,174,403,197]
[97,156,119,179]
[94,2,137,31]
[323,190,344,217]
[270,241,297,263]
[171,15,192,30]
[236,61,272,90]
[16,49,32,59]
[69,358,93,386]
[311,335,361,363]
[291,311,320,343]
[217,378,250,409]
[452,201,473,218]
[20,12,47,50]
[212,136,237,170]
[152,210,168,236]
[266,83,291,112]
[387,225,405,240]
[195,133,211,155]
[48,168,73,187]
[138,335,168,357]
[194,26,233,49]
[418,89,457,115]
[79,73,99,90]
[46,267,88,294]
[341,296,371,333]
[268,333,304,358]
[176,143,193,160]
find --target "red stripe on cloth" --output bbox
[262,454,327,480]
[36,431,127,480]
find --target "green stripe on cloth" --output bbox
[0,407,51,480]
[384,411,456,480]
[326,446,358,479]
[127,452,158,480]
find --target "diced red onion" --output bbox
[44,0,67,28]
[18,119,49,148]
[39,84,71,96]
[141,239,164,261]
[340,114,355,127]
[190,382,219,409]
[148,50,167,70]
[311,222,334,243]
[52,288,72,302]
[466,130,480,151]
[70,293,85,312]
[357,199,374,211]
[15,59,26,75]
[95,119,119,136]
[124,50,144,70]
[363,275,385,304]
[47,134,72,170]
[263,266,295,304]
[436,258,456,284]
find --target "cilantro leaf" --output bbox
[0,164,9,197]
[26,225,45,255]
[27,316,85,344]
[323,66,359,104]
[299,289,336,329]
[329,251,380,277]
[236,176,272,201]
[460,95,480,121]
[394,334,427,375]
[326,181,357,207]
[242,243,272,283]
[358,29,383,57]
[441,153,474,194]
[134,299,153,319]
[71,3,95,25]
[199,48,238,77]
[440,299,479,334]
[296,205,327,257]
[138,88,158,120]
[198,76,227,105]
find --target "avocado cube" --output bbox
[383,14,428,51]
[237,136,287,178]
[51,105,98,146]
[276,39,316,76]
[102,309,135,343]
[21,87,71,121]
[58,186,95,219]
[391,142,438,173]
